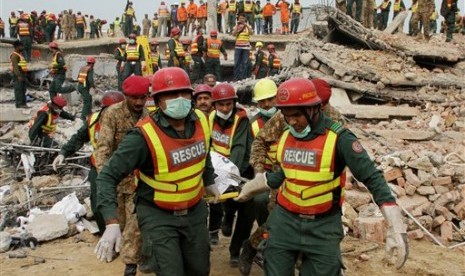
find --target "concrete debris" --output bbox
[0,231,12,253]
[25,214,69,242]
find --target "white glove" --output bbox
[205,185,221,204]
[381,205,409,269]
[235,173,270,202]
[94,224,121,262]
[52,154,65,171]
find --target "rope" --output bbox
[444,152,465,167]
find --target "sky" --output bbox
[0,0,464,28]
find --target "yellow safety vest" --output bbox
[229,0,237,12]
[411,2,418,13]
[51,52,67,74]
[135,109,210,211]
[159,7,170,17]
[206,38,222,58]
[10,16,18,26]
[174,39,185,57]
[18,22,30,36]
[126,7,135,16]
[150,52,160,67]
[191,35,202,54]
[209,109,248,158]
[0,21,5,29]
[393,0,402,12]
[235,25,250,47]
[29,105,59,134]
[244,2,253,12]
[270,53,281,69]
[126,44,141,61]
[78,65,91,87]
[10,52,28,73]
[114,20,121,29]
[87,112,100,167]
[152,19,158,27]
[292,3,302,14]
[276,128,344,215]
[76,15,85,25]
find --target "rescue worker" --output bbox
[205,30,228,81]
[254,1,264,34]
[28,95,75,147]
[209,83,254,267]
[252,42,267,79]
[430,5,438,34]
[149,39,162,73]
[197,0,208,33]
[94,76,150,275]
[64,10,74,40]
[187,0,198,35]
[409,0,419,35]
[9,12,18,38]
[45,13,57,42]
[10,40,28,108]
[191,28,206,83]
[244,0,255,27]
[122,33,145,81]
[193,84,214,115]
[124,1,137,38]
[77,57,96,121]
[390,0,406,32]
[347,0,363,22]
[182,37,193,76]
[152,13,159,38]
[412,0,434,40]
[114,38,127,91]
[263,0,276,34]
[158,1,170,37]
[16,15,32,62]
[178,1,188,35]
[440,0,458,42]
[227,0,238,33]
[276,0,290,34]
[232,13,253,81]
[167,27,186,69]
[52,91,125,234]
[114,16,122,36]
[76,11,86,39]
[0,18,5,38]
[95,68,218,275]
[266,44,280,76]
[204,73,217,87]
[377,0,392,30]
[142,14,151,36]
[236,78,408,275]
[217,0,227,33]
[290,0,302,34]
[48,42,76,100]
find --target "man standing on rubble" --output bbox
[95,68,218,275]
[114,38,126,91]
[124,1,137,38]
[266,44,280,76]
[10,40,28,108]
[28,95,75,147]
[52,91,125,234]
[290,0,302,34]
[48,42,76,100]
[440,0,458,42]
[205,30,228,81]
[232,13,253,81]
[411,0,434,40]
[77,57,96,121]
[347,0,363,22]
[122,33,145,81]
[236,78,408,275]
[16,14,32,62]
[263,0,276,34]
[94,75,149,276]
[190,28,206,83]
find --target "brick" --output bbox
[407,229,424,240]
[354,217,386,243]
[435,206,455,221]
[405,182,417,196]
[432,215,446,228]
[435,191,461,207]
[404,169,422,187]
[396,177,406,188]
[345,190,372,209]
[416,186,436,196]
[434,185,450,194]
[432,176,452,186]
[453,200,465,219]
[384,168,403,182]
[440,221,453,242]
[398,194,428,212]
[388,183,405,197]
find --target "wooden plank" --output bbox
[364,129,437,141]
[337,104,419,119]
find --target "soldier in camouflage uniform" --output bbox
[411,0,434,40]
[239,79,343,275]
[94,76,149,276]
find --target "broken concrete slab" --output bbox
[0,108,35,122]
[398,194,429,212]
[25,214,69,242]
[365,129,437,141]
[0,231,12,253]
[336,105,419,120]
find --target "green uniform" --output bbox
[191,35,206,83]
[49,51,76,100]
[77,66,95,120]
[440,0,458,41]
[45,19,57,42]
[114,46,125,91]
[204,39,227,81]
[59,112,105,233]
[168,38,186,70]
[29,108,75,147]
[97,110,215,275]
[16,22,32,62]
[263,114,395,276]
[253,50,267,79]
[10,51,28,107]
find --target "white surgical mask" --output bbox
[129,39,135,44]
[162,97,192,119]
[259,107,277,118]
[216,110,233,120]
[288,124,311,139]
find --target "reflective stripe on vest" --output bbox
[76,15,85,25]
[126,44,141,61]
[0,21,5,29]
[152,19,158,26]
[251,116,275,170]
[244,2,253,12]
[87,112,100,167]
[209,109,247,158]
[159,7,169,17]
[229,0,237,12]
[292,3,302,13]
[235,26,250,47]
[174,39,185,58]
[207,38,222,58]
[51,52,67,74]
[271,53,281,69]
[29,105,58,134]
[78,65,91,86]
[185,53,192,66]
[10,52,28,73]
[135,109,210,211]
[191,35,202,54]
[18,22,30,36]
[276,129,345,215]
[150,52,160,67]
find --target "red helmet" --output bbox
[31,11,37,15]
[193,84,212,97]
[48,42,59,49]
[86,56,96,64]
[170,27,181,37]
[211,83,237,102]
[118,38,126,44]
[129,33,137,39]
[311,78,331,105]
[210,30,218,37]
[276,78,321,108]
[151,67,193,97]
[101,91,125,107]
[52,95,67,109]
[181,38,192,45]
[267,44,275,50]
[49,13,56,20]
[149,39,159,45]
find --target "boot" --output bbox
[239,240,257,275]
[209,230,219,245]
[221,220,233,237]
[124,264,137,276]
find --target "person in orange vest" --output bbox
[266,44,280,76]
[252,41,268,79]
[75,11,86,39]
[9,11,19,38]
[197,0,208,33]
[10,40,28,108]
[290,0,302,34]
[276,0,290,34]
[16,15,32,62]
[77,56,96,120]
[217,0,228,33]
[204,30,228,81]
[187,0,198,35]
[178,1,188,35]
[158,1,170,37]
[48,42,76,100]
[232,13,253,80]
[167,27,186,69]
[190,28,206,83]
[227,0,238,33]
[52,91,125,234]
[236,77,408,275]
[94,68,218,275]
[28,95,75,147]
[0,18,5,38]
[149,39,162,73]
[122,33,145,81]
[263,0,276,34]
